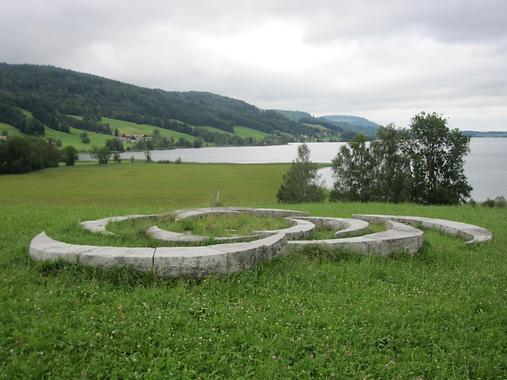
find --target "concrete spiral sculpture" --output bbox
[29,207,493,278]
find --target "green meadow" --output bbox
[0,162,506,378]
[0,123,24,137]
[233,126,271,139]
[45,127,114,151]
[101,117,196,142]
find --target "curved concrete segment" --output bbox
[80,214,159,235]
[29,232,154,271]
[31,208,491,278]
[146,226,206,242]
[154,233,287,278]
[289,220,424,255]
[299,217,369,237]
[173,207,308,221]
[256,218,316,240]
[353,214,492,244]
[29,231,287,278]
[146,225,259,243]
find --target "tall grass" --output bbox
[0,162,506,378]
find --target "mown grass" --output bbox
[197,126,234,135]
[101,117,196,142]
[0,162,506,379]
[1,122,124,151]
[45,126,115,151]
[0,123,24,137]
[233,126,271,140]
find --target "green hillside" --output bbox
[233,126,271,139]
[274,109,312,122]
[0,63,314,138]
[197,126,234,135]
[101,117,196,141]
[45,126,115,151]
[0,122,23,137]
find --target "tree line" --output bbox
[0,63,318,138]
[0,136,78,174]
[277,112,472,205]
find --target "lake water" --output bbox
[80,138,507,201]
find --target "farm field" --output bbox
[0,162,506,378]
[197,126,234,135]
[0,123,24,137]
[101,117,196,142]
[0,122,114,151]
[45,127,114,151]
[233,126,271,139]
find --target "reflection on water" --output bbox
[80,138,507,201]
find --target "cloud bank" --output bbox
[1,0,507,130]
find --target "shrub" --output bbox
[482,198,495,208]
[494,196,506,208]
[0,136,60,174]
[277,143,325,203]
[61,146,78,166]
[90,146,112,165]
[112,151,122,164]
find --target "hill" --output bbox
[0,63,317,145]
[0,64,382,147]
[274,110,312,122]
[274,109,380,139]
[320,114,379,136]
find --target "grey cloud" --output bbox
[0,0,506,130]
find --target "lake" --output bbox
[80,138,507,201]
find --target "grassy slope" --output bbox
[233,126,271,139]
[197,126,234,135]
[0,122,24,137]
[45,127,114,150]
[0,163,506,378]
[102,117,196,142]
[0,122,113,150]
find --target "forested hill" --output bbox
[0,63,313,136]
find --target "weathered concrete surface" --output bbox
[353,214,492,244]
[289,221,423,255]
[34,208,491,277]
[299,217,369,237]
[146,225,260,243]
[154,233,287,278]
[80,214,159,235]
[146,226,206,242]
[173,207,308,221]
[29,232,155,271]
[256,218,315,240]
[173,208,241,221]
[79,246,154,271]
[30,231,287,277]
[29,232,95,263]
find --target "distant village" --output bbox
[118,133,150,144]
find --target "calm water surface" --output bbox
[81,138,507,200]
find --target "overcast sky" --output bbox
[1,0,507,130]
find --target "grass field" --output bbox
[197,126,234,135]
[0,123,113,150]
[45,127,114,151]
[0,162,506,378]
[233,126,271,139]
[101,117,196,142]
[0,123,23,137]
